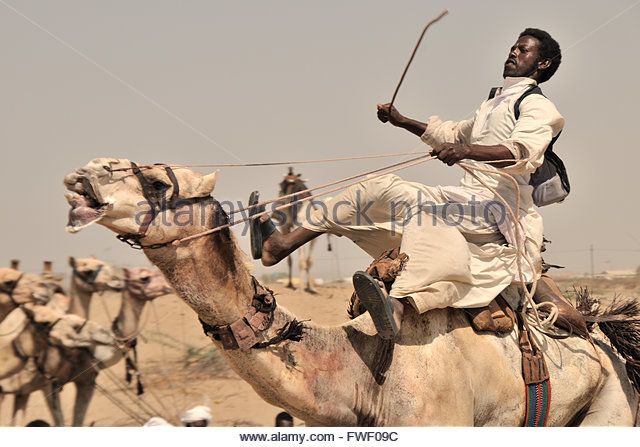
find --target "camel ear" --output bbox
[196,170,219,196]
[69,257,76,268]
[122,268,130,279]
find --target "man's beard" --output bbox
[503,59,538,78]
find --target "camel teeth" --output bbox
[65,192,83,202]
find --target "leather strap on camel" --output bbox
[116,161,213,250]
[73,265,103,286]
[199,277,305,351]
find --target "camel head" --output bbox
[123,267,173,301]
[64,158,219,247]
[0,268,62,308]
[69,256,125,292]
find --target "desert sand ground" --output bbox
[1,274,638,427]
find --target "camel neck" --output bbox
[145,204,255,326]
[113,289,147,340]
[141,200,366,425]
[69,280,92,318]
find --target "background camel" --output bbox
[0,264,124,424]
[68,256,125,318]
[63,158,638,426]
[0,268,62,322]
[0,270,71,381]
[0,267,172,426]
[273,168,331,293]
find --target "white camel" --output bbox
[62,158,638,426]
[0,267,171,426]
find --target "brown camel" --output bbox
[0,267,172,426]
[63,158,638,426]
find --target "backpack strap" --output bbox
[513,85,562,159]
[514,85,543,120]
[487,87,502,100]
[514,85,571,197]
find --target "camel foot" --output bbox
[353,271,403,340]
[304,287,318,295]
[285,283,296,290]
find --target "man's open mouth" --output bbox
[64,176,109,232]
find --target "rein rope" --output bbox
[171,154,436,246]
[458,161,558,332]
[105,151,430,171]
[115,152,555,333]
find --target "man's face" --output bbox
[503,35,542,78]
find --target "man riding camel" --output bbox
[251,28,569,339]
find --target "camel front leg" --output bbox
[11,393,30,426]
[43,382,65,426]
[286,255,295,289]
[299,241,317,294]
[73,377,97,427]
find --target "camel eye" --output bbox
[153,181,168,191]
[140,276,150,283]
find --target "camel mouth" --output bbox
[64,177,109,232]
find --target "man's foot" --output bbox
[352,271,403,340]
[260,224,288,266]
[248,191,322,266]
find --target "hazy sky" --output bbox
[2,0,639,280]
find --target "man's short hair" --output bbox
[275,411,294,426]
[25,419,50,427]
[519,28,561,83]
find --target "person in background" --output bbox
[181,405,212,427]
[275,411,294,427]
[143,416,174,427]
[25,419,50,427]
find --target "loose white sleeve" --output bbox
[420,111,477,148]
[499,95,564,175]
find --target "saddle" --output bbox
[347,248,590,340]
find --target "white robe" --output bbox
[302,77,564,312]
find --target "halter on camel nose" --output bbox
[73,264,103,286]
[116,161,212,250]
